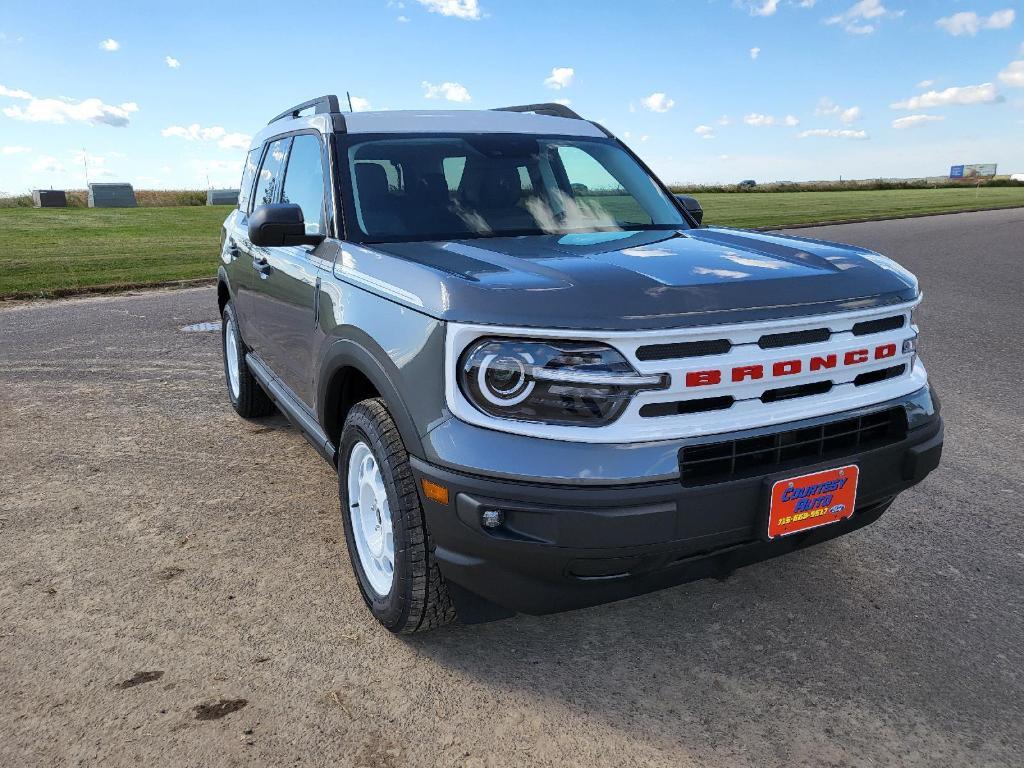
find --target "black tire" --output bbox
[338,398,456,633]
[221,301,274,418]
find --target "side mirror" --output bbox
[675,195,703,226]
[248,204,324,247]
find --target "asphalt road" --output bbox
[1,208,1021,767]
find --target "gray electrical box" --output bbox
[88,183,137,208]
[32,190,68,208]
[207,188,240,206]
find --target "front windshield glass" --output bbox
[345,134,686,242]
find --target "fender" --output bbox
[317,332,426,459]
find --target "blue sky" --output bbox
[1,0,1022,192]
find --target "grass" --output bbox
[2,186,1023,299]
[0,206,229,299]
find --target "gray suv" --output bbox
[218,95,943,632]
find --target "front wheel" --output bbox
[338,398,455,633]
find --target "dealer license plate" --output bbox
[767,465,859,539]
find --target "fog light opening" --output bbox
[481,509,506,529]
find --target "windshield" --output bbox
[343,134,687,242]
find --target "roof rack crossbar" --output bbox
[492,102,584,120]
[268,95,341,125]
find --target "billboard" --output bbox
[950,164,997,179]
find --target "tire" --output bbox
[221,301,274,418]
[338,398,455,633]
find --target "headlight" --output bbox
[458,338,665,426]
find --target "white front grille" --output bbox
[444,298,925,443]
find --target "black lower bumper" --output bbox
[413,413,943,619]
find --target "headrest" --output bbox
[479,166,523,209]
[355,163,390,200]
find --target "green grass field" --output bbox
[2,186,1023,299]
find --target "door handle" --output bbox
[252,255,272,276]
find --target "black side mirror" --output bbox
[248,204,324,247]
[675,195,703,226]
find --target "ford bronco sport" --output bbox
[218,95,943,633]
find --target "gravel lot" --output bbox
[1,208,1021,767]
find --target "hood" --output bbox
[346,227,919,331]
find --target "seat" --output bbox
[474,165,537,232]
[354,163,404,236]
[404,172,466,235]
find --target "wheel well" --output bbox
[322,367,380,451]
[217,280,230,315]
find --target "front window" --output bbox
[344,134,686,242]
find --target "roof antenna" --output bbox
[346,91,354,112]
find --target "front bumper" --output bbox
[412,387,943,618]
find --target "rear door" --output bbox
[245,133,330,406]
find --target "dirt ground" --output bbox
[2,211,1023,767]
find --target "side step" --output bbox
[246,353,337,467]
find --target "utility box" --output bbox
[207,188,240,206]
[88,183,137,208]
[32,190,68,208]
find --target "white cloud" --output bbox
[694,124,714,135]
[100,38,119,51]
[349,95,372,111]
[890,82,1002,109]
[1,145,30,154]
[718,114,732,126]
[32,155,64,173]
[421,80,472,102]
[840,106,862,123]
[749,0,780,17]
[750,47,761,59]
[165,56,180,69]
[936,9,1015,37]
[0,84,33,99]
[553,98,571,106]
[2,87,138,127]
[797,128,869,139]
[998,60,1024,87]
[162,124,252,149]
[916,79,935,89]
[397,15,410,22]
[799,0,817,6]
[818,100,863,123]
[891,114,945,129]
[746,113,799,127]
[640,135,649,143]
[825,0,903,35]
[640,92,675,112]
[544,67,575,90]
[416,0,482,20]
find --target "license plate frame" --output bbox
[767,464,859,540]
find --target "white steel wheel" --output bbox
[224,315,241,399]
[347,441,395,597]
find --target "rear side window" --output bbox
[281,134,326,236]
[250,138,291,211]
[237,148,260,211]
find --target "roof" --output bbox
[249,108,607,150]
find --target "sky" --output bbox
[1,0,1022,193]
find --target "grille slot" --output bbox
[678,408,907,486]
[758,328,831,349]
[761,380,833,403]
[853,315,905,336]
[636,338,732,361]
[640,396,734,418]
[854,364,906,387]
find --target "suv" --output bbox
[218,96,943,632]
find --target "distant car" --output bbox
[1011,173,1024,182]
[738,179,757,188]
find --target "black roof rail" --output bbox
[268,95,341,125]
[492,102,584,120]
